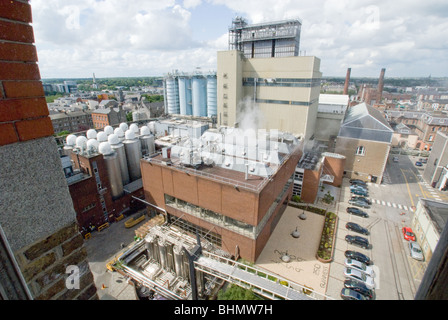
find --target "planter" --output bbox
[316,212,338,263]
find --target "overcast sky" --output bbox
[30,0,448,79]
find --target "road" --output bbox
[325,153,446,300]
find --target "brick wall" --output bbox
[0,0,53,146]
[0,0,98,300]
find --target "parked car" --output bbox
[346,222,369,235]
[350,188,368,196]
[351,196,372,205]
[340,288,367,300]
[344,279,374,300]
[346,207,369,218]
[348,199,370,209]
[344,267,375,289]
[409,241,424,261]
[345,258,375,277]
[345,250,372,265]
[350,179,367,187]
[419,158,427,164]
[402,227,416,241]
[415,161,423,167]
[393,156,399,162]
[345,235,370,249]
[350,184,368,191]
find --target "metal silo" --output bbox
[206,75,217,117]
[165,76,180,114]
[139,126,155,156]
[108,133,130,186]
[192,76,207,117]
[178,77,192,116]
[98,142,124,199]
[63,134,77,155]
[123,129,142,182]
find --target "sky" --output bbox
[30,0,448,79]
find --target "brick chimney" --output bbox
[378,68,386,102]
[343,68,351,95]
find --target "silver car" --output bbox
[409,241,424,261]
[344,267,375,289]
[344,258,375,277]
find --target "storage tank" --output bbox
[166,77,180,114]
[129,123,139,136]
[123,129,142,182]
[119,122,128,133]
[63,134,77,155]
[114,127,125,142]
[173,245,184,277]
[98,142,124,199]
[192,76,207,117]
[158,238,167,270]
[145,234,157,261]
[86,139,99,154]
[75,136,88,152]
[206,75,217,117]
[86,129,97,140]
[104,125,114,136]
[178,77,192,116]
[97,131,108,143]
[108,133,130,186]
[139,126,155,156]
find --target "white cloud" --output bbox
[30,0,448,78]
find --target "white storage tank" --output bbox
[166,77,180,114]
[98,142,124,199]
[63,134,77,155]
[114,127,125,142]
[108,133,130,186]
[104,125,114,136]
[123,129,142,182]
[139,126,155,156]
[86,129,97,140]
[206,75,217,117]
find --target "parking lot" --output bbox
[324,154,437,300]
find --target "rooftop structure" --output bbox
[228,17,302,58]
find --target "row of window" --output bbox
[92,115,108,121]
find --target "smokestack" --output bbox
[343,68,351,95]
[378,68,386,102]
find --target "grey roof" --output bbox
[421,199,448,234]
[338,102,393,143]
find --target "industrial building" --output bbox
[335,102,394,184]
[163,71,217,118]
[423,131,448,190]
[217,50,321,140]
[140,127,303,262]
[228,17,302,58]
[61,123,156,235]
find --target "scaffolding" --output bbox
[228,17,302,58]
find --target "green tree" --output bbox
[217,284,263,300]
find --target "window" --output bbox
[356,146,365,156]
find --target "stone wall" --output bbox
[14,222,97,300]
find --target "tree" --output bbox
[217,284,263,300]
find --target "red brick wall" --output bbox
[0,0,53,146]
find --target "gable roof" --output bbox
[338,102,393,143]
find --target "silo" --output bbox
[145,234,157,260]
[139,126,155,156]
[108,133,130,186]
[206,75,217,117]
[158,238,167,270]
[129,123,139,136]
[98,142,124,199]
[86,139,99,154]
[178,77,192,116]
[119,122,128,133]
[123,129,142,182]
[191,76,207,117]
[166,76,180,114]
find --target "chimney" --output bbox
[343,68,351,95]
[378,68,386,102]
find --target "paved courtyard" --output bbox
[255,206,330,298]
